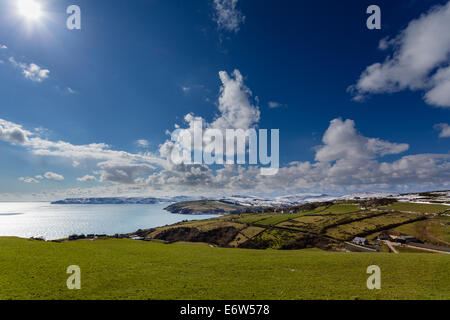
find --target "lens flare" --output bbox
[18,0,42,21]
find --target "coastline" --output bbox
[0,202,219,241]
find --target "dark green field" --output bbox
[0,237,448,300]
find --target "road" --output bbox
[383,240,399,254]
[405,243,450,255]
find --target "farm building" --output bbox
[376,231,395,241]
[352,237,369,246]
[394,236,420,244]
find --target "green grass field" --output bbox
[382,202,449,214]
[390,216,450,245]
[0,237,448,300]
[321,204,362,215]
[234,206,328,225]
[324,213,424,240]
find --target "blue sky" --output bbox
[0,0,449,200]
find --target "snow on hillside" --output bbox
[338,192,399,200]
[220,191,446,207]
[52,196,194,205]
[52,191,450,207]
[220,193,337,207]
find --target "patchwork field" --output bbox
[324,213,425,240]
[320,204,361,215]
[128,202,449,251]
[0,237,448,300]
[389,216,450,246]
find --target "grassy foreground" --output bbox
[0,237,448,300]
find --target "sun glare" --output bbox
[18,0,42,21]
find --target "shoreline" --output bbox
[0,202,219,241]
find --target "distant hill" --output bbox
[165,200,248,215]
[51,190,450,206]
[51,196,192,205]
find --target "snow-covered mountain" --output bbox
[337,192,399,200]
[220,193,336,207]
[52,190,450,207]
[52,196,193,205]
[220,191,430,207]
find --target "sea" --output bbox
[0,202,217,240]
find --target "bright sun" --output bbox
[18,0,42,21]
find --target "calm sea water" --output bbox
[0,202,217,240]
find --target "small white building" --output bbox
[352,237,369,246]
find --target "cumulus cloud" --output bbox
[0,45,7,49]
[0,117,166,190]
[424,66,450,107]
[77,175,97,182]
[24,137,164,169]
[315,119,409,162]
[19,173,65,183]
[1,66,450,197]
[434,123,450,138]
[9,57,50,83]
[0,119,29,144]
[160,69,260,163]
[150,118,444,194]
[349,1,450,107]
[213,0,245,33]
[2,114,450,198]
[19,177,39,184]
[44,172,64,181]
[98,161,155,184]
[211,70,260,130]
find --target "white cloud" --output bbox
[0,119,29,144]
[213,0,245,33]
[19,173,65,183]
[211,69,260,130]
[268,101,286,109]
[435,123,450,138]
[23,137,164,169]
[181,86,190,93]
[98,161,155,184]
[9,57,50,83]
[424,65,450,107]
[0,45,7,49]
[136,139,149,148]
[44,172,64,181]
[3,70,259,184]
[19,177,39,184]
[2,114,450,200]
[349,1,450,108]
[150,117,448,194]
[160,69,260,162]
[77,175,97,182]
[2,56,450,199]
[67,87,76,94]
[315,119,409,163]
